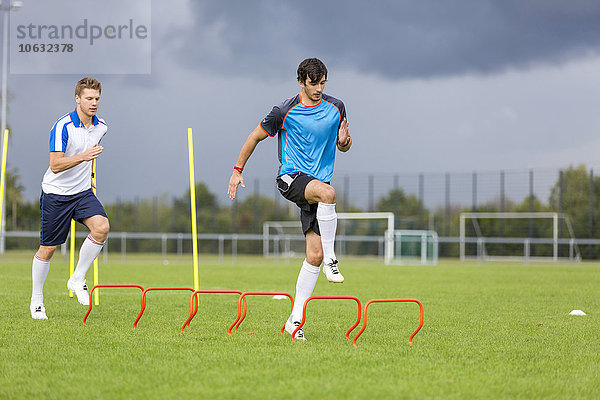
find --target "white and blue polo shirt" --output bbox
[41,109,107,195]
[260,93,346,183]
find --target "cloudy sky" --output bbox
[3,0,600,204]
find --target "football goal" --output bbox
[388,230,438,265]
[459,212,581,263]
[263,212,395,264]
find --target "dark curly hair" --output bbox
[297,58,328,83]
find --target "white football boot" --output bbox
[323,259,344,283]
[67,279,90,306]
[285,319,306,341]
[30,303,48,320]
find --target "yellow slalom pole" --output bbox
[92,159,99,305]
[188,128,199,291]
[0,129,9,259]
[69,219,75,297]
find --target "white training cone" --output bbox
[272,295,288,300]
[569,310,587,316]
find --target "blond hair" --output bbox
[75,77,102,97]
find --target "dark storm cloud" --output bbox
[172,0,600,79]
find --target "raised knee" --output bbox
[102,220,110,235]
[93,220,110,241]
[322,186,336,204]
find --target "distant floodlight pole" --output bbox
[0,0,22,256]
[187,128,199,291]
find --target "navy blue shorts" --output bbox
[40,189,107,246]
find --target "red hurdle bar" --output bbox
[134,287,195,328]
[292,295,362,342]
[228,292,294,336]
[352,298,424,347]
[83,284,145,325]
[181,290,247,333]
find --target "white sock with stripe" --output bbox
[290,259,320,322]
[70,234,104,283]
[317,202,337,264]
[31,255,50,305]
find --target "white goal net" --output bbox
[388,230,438,265]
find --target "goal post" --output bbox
[338,213,395,264]
[387,229,439,265]
[459,212,580,262]
[263,212,395,264]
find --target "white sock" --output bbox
[31,255,50,305]
[317,202,337,264]
[70,234,104,283]
[290,259,320,322]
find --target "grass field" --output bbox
[1,252,599,399]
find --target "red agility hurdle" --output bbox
[83,284,145,325]
[228,292,294,336]
[181,290,247,333]
[352,299,424,347]
[292,295,362,342]
[134,287,196,328]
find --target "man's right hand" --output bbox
[81,144,104,161]
[50,144,104,174]
[227,125,267,200]
[228,170,245,200]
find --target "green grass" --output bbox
[1,252,600,399]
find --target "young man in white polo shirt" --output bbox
[30,77,109,320]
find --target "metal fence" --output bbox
[7,165,600,260]
[236,167,565,211]
[231,166,597,232]
[4,231,388,264]
[6,230,599,264]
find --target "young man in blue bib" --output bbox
[228,58,352,340]
[30,77,109,319]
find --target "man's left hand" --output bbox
[337,118,351,152]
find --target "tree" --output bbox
[172,182,219,233]
[548,165,595,239]
[4,168,24,230]
[376,188,425,229]
[547,165,600,258]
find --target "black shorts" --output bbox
[40,189,108,246]
[276,172,326,236]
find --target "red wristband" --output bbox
[234,166,243,173]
